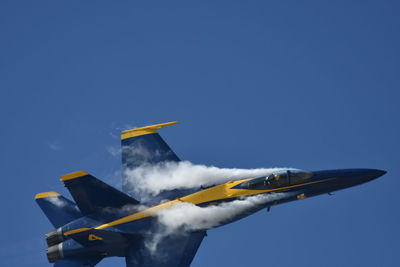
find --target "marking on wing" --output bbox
[60,171,89,181]
[121,121,179,140]
[35,192,61,199]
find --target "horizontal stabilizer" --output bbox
[61,171,140,216]
[35,192,82,228]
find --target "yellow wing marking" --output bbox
[121,121,179,140]
[35,192,61,199]
[61,171,89,181]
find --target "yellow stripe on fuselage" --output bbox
[64,228,91,236]
[94,178,333,230]
[96,200,180,229]
[95,179,248,230]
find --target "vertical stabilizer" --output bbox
[60,172,140,216]
[120,121,181,199]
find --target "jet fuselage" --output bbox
[61,168,386,236]
[36,122,386,266]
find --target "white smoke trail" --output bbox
[124,160,291,198]
[47,196,82,212]
[102,204,150,217]
[47,197,67,208]
[119,150,294,255]
[106,145,121,157]
[145,193,287,254]
[157,194,275,231]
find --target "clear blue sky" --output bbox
[1,1,399,266]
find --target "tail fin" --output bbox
[121,121,180,175]
[35,192,82,228]
[61,171,140,216]
[120,121,181,200]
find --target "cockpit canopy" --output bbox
[245,170,313,190]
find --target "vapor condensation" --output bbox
[124,160,291,197]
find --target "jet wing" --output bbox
[121,122,195,203]
[53,257,102,267]
[125,231,206,267]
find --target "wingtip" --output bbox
[61,171,89,181]
[121,121,180,140]
[35,192,61,199]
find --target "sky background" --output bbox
[1,1,399,266]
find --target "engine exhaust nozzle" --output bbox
[45,228,64,247]
[46,243,64,263]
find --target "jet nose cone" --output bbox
[353,169,387,184]
[366,169,387,180]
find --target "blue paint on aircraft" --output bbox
[35,122,386,267]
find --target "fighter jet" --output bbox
[35,121,386,267]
